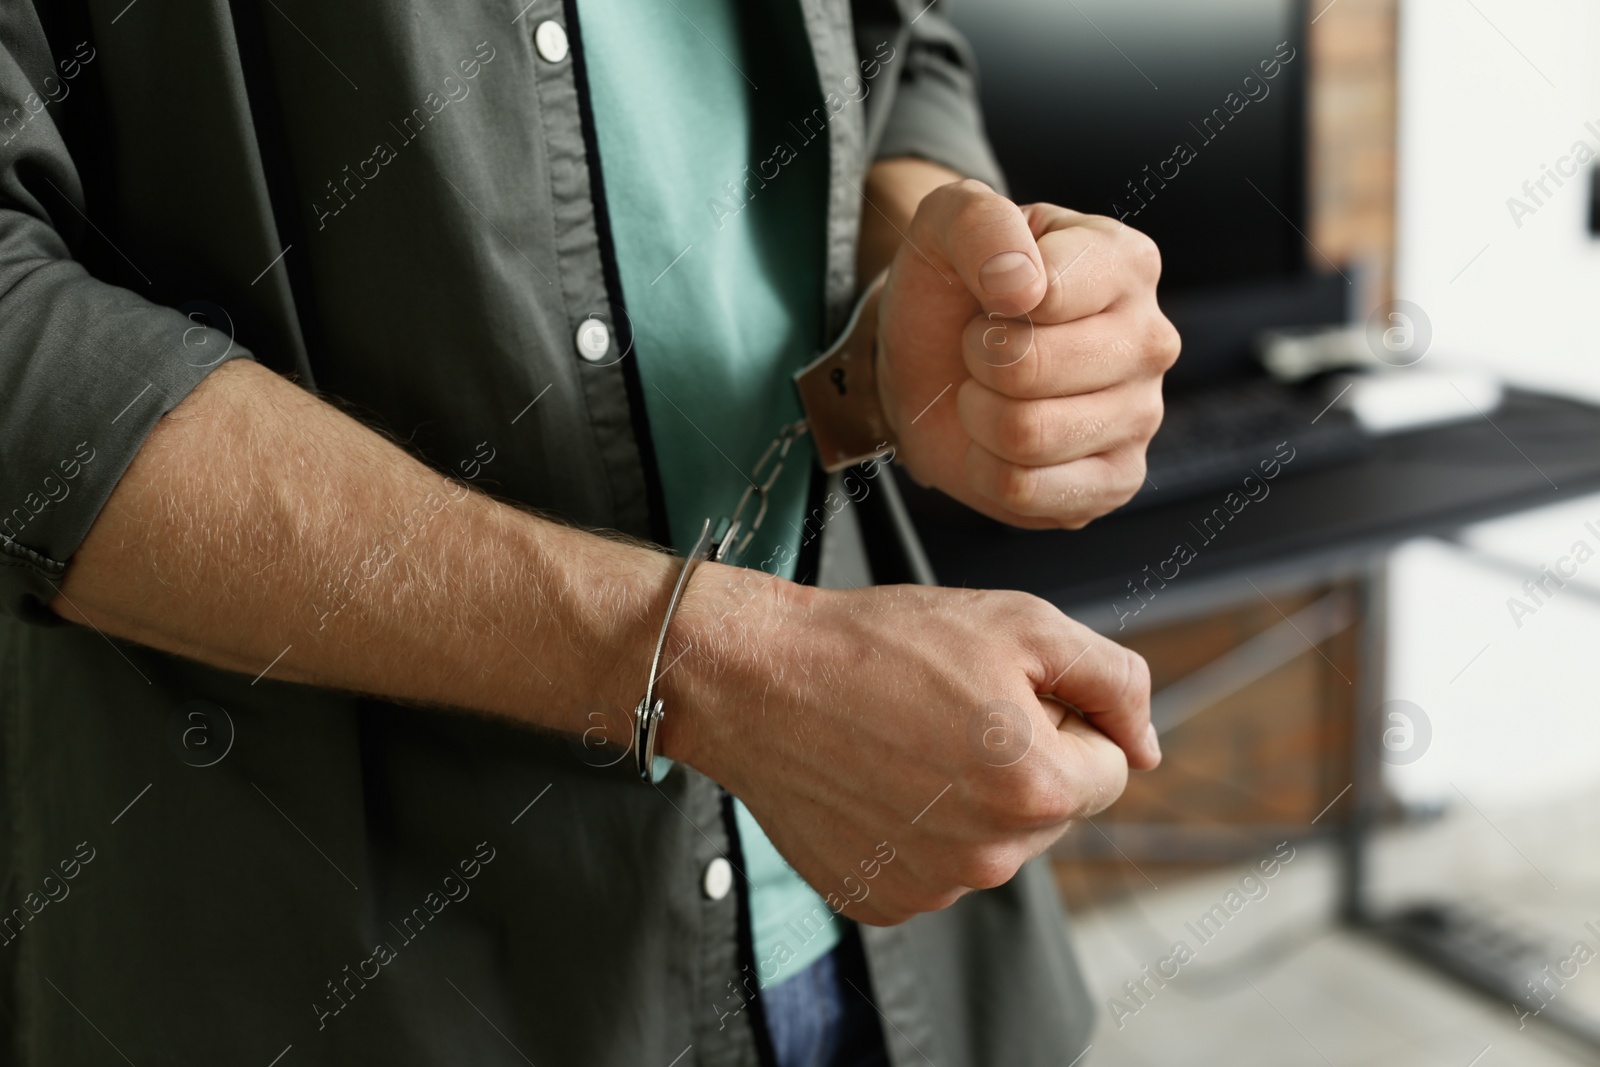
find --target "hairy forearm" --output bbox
[42,245,1157,927]
[50,358,708,743]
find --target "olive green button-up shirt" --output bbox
[0,1,1094,1064]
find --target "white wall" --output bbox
[1396,0,1600,400]
[1387,510,1600,809]
[1387,1,1600,809]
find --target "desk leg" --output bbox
[1344,554,1600,1050]
[1339,553,1387,924]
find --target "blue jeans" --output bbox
[761,926,891,1067]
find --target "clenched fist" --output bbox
[876,180,1181,529]
[667,572,1162,925]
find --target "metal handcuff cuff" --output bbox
[631,272,896,782]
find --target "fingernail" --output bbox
[1145,722,1162,758]
[979,251,1038,295]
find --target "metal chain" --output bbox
[719,419,810,565]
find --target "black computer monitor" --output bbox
[950,0,1347,386]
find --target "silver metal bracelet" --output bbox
[633,516,735,783]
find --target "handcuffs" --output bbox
[631,273,896,782]
[630,515,729,784]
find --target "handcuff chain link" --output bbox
[723,418,809,565]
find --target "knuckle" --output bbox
[1009,590,1065,640]
[916,180,987,233]
[955,846,1024,891]
[1121,227,1163,282]
[1011,345,1045,396]
[1136,389,1165,440]
[998,400,1047,461]
[992,461,1043,514]
[978,354,1015,393]
[1111,458,1145,509]
[1159,315,1183,367]
[950,181,1005,232]
[1127,452,1150,493]
[977,757,1067,828]
[996,316,1038,367]
[1015,761,1076,825]
[1144,313,1182,372]
[920,885,971,913]
[1097,457,1143,514]
[1074,773,1126,819]
[1115,648,1153,711]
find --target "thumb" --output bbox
[1036,635,1161,772]
[909,180,1047,319]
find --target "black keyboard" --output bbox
[1124,377,1370,512]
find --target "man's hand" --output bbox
[875,180,1181,529]
[665,573,1161,925]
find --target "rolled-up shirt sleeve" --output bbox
[873,5,1007,194]
[0,31,251,624]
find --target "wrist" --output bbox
[502,515,683,746]
[652,559,818,783]
[792,273,897,473]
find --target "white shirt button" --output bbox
[575,317,610,362]
[533,20,569,64]
[702,857,734,901]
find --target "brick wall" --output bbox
[1307,0,1398,310]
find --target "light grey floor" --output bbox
[1067,791,1600,1066]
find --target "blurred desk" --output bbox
[894,388,1600,635]
[877,386,1600,1050]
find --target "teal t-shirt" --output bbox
[578,0,843,986]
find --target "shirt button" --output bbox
[702,857,734,901]
[533,20,569,64]
[575,317,611,362]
